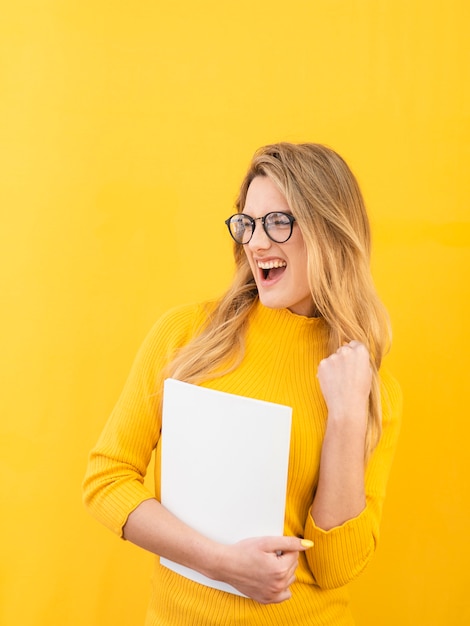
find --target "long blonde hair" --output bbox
[166,143,391,459]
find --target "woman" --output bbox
[83,142,402,625]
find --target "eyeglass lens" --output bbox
[226,212,294,244]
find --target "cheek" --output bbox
[243,248,252,265]
[243,250,257,275]
[291,249,309,280]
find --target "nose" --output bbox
[247,219,272,251]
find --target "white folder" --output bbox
[160,378,292,595]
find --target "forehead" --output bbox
[243,176,291,216]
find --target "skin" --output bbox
[243,176,315,318]
[124,500,311,603]
[123,176,371,602]
[312,340,370,529]
[242,177,369,528]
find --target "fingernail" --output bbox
[301,539,314,548]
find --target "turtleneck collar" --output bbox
[250,300,328,342]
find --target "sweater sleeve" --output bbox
[82,303,205,537]
[303,369,403,589]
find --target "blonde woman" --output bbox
[83,143,402,625]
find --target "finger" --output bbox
[264,537,313,554]
[285,559,300,580]
[348,340,370,355]
[283,538,313,553]
[348,340,361,348]
[274,588,293,604]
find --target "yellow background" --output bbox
[1,1,468,625]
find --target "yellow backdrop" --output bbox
[1,1,468,625]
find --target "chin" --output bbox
[258,294,286,311]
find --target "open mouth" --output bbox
[258,260,287,282]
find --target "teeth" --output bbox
[257,260,287,270]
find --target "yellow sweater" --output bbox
[83,301,402,626]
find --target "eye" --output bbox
[268,212,291,227]
[239,215,254,227]
[233,215,251,230]
[230,215,253,239]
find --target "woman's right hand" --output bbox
[216,536,313,604]
[123,500,312,604]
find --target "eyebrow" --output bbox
[240,210,294,217]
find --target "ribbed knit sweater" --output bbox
[83,301,402,626]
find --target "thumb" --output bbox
[263,536,314,555]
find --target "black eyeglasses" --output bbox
[224,212,296,245]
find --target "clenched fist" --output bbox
[317,340,372,427]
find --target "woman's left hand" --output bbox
[311,340,371,530]
[317,340,372,426]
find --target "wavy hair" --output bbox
[165,143,391,459]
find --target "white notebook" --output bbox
[160,378,292,595]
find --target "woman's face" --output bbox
[243,176,316,317]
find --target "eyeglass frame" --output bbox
[224,211,297,245]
